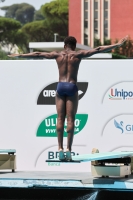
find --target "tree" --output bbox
[113,37,133,58]
[0,17,22,52]
[14,29,29,52]
[22,20,53,42]
[0,17,29,53]
[94,38,101,48]
[34,7,45,21]
[0,49,11,60]
[0,48,18,60]
[104,39,111,45]
[112,53,127,59]
[1,3,35,24]
[41,0,68,38]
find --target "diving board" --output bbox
[0,149,16,154]
[46,151,133,178]
[46,160,81,163]
[71,151,133,162]
[46,151,133,163]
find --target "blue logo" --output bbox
[114,120,124,133]
[114,119,133,134]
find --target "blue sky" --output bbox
[0,0,52,15]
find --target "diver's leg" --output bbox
[66,92,78,155]
[55,92,66,151]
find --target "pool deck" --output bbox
[0,170,133,190]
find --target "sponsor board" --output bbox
[114,119,133,134]
[36,114,88,137]
[102,82,133,103]
[37,82,88,105]
[102,115,133,136]
[35,145,89,172]
[110,146,133,152]
[37,150,79,167]
[48,151,79,159]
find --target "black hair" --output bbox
[64,36,77,47]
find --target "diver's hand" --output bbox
[117,35,128,47]
[8,54,20,58]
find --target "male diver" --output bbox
[9,35,128,161]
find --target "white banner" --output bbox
[0,60,133,171]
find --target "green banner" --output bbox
[36,114,88,137]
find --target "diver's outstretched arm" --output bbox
[8,51,59,59]
[77,35,128,58]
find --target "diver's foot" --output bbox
[66,150,72,161]
[59,149,66,161]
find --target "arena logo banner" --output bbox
[36,114,88,137]
[102,82,133,103]
[37,82,88,105]
[101,114,133,136]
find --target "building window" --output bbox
[84,21,88,28]
[94,10,98,19]
[104,0,108,38]
[84,34,88,45]
[104,0,108,9]
[84,1,88,9]
[94,0,98,38]
[104,10,108,18]
[84,11,88,19]
[84,0,88,45]
[94,1,98,9]
[104,28,108,37]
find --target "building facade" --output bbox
[69,0,133,47]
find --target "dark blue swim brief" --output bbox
[57,82,78,96]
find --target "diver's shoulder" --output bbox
[60,50,76,54]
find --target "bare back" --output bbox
[56,50,81,84]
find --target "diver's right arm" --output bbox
[8,51,59,59]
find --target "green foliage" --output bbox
[34,8,45,21]
[0,18,29,53]
[0,0,69,45]
[0,17,21,31]
[113,39,119,54]
[0,49,15,60]
[94,38,101,48]
[104,39,111,45]
[22,20,53,42]
[0,17,21,49]
[0,49,8,59]
[41,0,68,37]
[41,0,68,20]
[94,38,111,47]
[1,3,35,24]
[112,53,127,59]
[103,39,111,53]
[14,29,29,52]
[113,37,133,58]
[94,37,131,58]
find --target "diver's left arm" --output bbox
[76,35,128,58]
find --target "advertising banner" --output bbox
[0,60,133,171]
